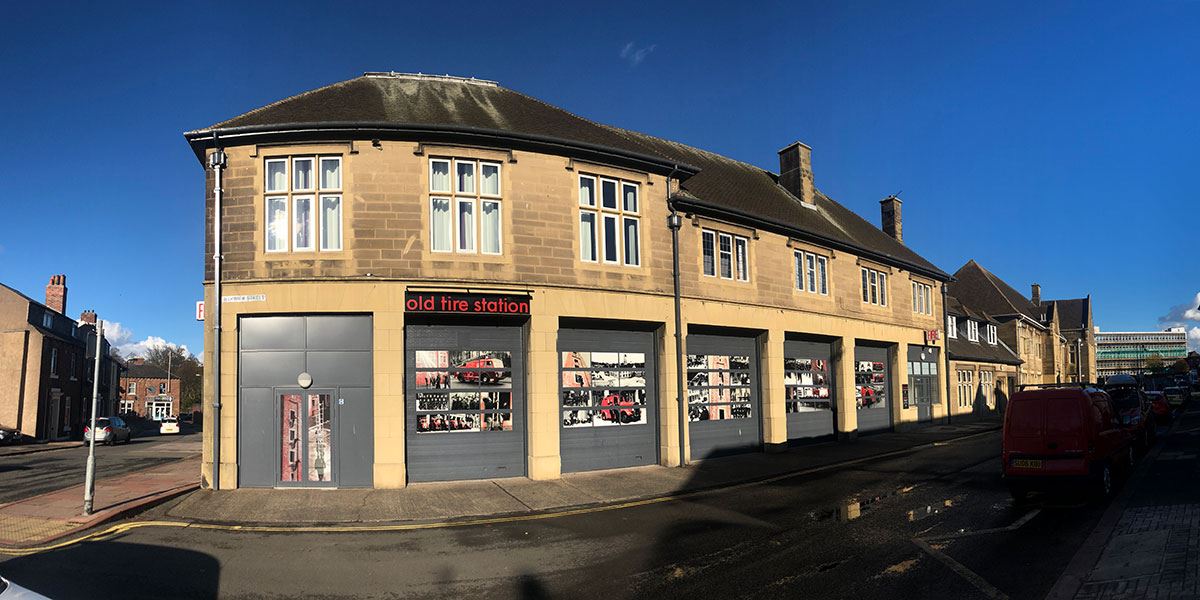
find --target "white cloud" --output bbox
[620,41,657,67]
[1189,327,1200,352]
[100,320,191,358]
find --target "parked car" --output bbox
[83,417,132,445]
[0,574,51,599]
[1003,385,1135,500]
[1103,375,1155,450]
[159,418,180,435]
[0,426,22,446]
[1163,387,1188,407]
[1145,391,1172,423]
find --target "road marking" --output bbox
[921,508,1041,541]
[913,537,1009,599]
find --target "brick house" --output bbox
[119,358,181,420]
[0,275,123,440]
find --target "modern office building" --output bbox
[1096,327,1189,379]
[186,72,955,490]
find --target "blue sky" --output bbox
[2,1,1198,355]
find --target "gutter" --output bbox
[208,135,227,491]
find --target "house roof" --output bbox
[948,260,1043,323]
[185,73,949,281]
[126,363,178,380]
[948,334,1023,366]
[1044,297,1089,331]
[946,294,1000,324]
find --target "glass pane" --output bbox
[430,160,451,193]
[880,274,887,305]
[456,161,475,194]
[430,198,451,252]
[719,235,732,279]
[280,394,303,482]
[481,163,500,196]
[580,212,596,261]
[703,232,715,276]
[457,200,475,251]
[266,197,288,251]
[293,158,314,190]
[861,269,869,301]
[293,197,313,250]
[818,257,828,294]
[736,238,748,280]
[319,158,341,190]
[603,215,618,262]
[266,160,287,192]
[601,179,618,209]
[579,176,595,207]
[481,201,501,254]
[307,394,333,482]
[622,183,638,212]
[320,196,342,251]
[623,218,639,266]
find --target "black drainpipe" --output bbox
[942,282,952,424]
[666,166,686,466]
[209,133,226,490]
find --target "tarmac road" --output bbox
[0,429,1128,600]
[0,432,201,504]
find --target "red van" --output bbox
[1003,385,1135,500]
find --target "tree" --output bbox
[1171,359,1191,375]
[1144,353,1165,373]
[144,346,203,414]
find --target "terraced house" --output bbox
[186,73,954,490]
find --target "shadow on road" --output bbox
[0,541,220,600]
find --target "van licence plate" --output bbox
[1012,459,1042,469]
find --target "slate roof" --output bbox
[186,73,949,280]
[947,334,1023,366]
[126,363,177,380]
[948,260,1042,323]
[1044,297,1089,331]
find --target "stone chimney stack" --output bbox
[45,274,67,315]
[880,195,903,243]
[1031,283,1042,306]
[778,142,815,206]
[79,310,97,325]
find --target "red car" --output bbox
[455,357,506,385]
[598,393,641,424]
[1003,385,1135,501]
[1145,391,1172,423]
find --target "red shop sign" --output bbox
[405,292,530,315]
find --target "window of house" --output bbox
[701,229,749,281]
[128,382,136,394]
[861,267,888,306]
[793,250,828,295]
[42,312,53,328]
[947,315,958,339]
[967,320,979,342]
[49,348,58,378]
[69,354,77,380]
[579,174,638,266]
[264,156,342,253]
[986,324,997,345]
[431,158,502,255]
[912,282,933,315]
[957,370,974,408]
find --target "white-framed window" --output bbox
[263,155,342,253]
[49,348,58,378]
[579,174,638,266]
[793,250,828,295]
[119,399,135,413]
[957,370,975,408]
[967,320,980,342]
[912,282,933,315]
[128,382,136,394]
[861,267,888,306]
[986,324,997,345]
[702,229,749,281]
[432,158,502,255]
[947,315,958,339]
[42,312,53,328]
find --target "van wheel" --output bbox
[1095,463,1113,499]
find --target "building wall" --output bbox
[948,360,1019,416]
[118,376,181,417]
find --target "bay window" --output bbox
[579,174,639,266]
[430,158,502,255]
[262,155,342,253]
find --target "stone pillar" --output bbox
[526,295,561,480]
[892,341,909,428]
[660,319,685,467]
[833,337,858,439]
[761,329,788,452]
[372,298,406,488]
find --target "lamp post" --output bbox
[83,321,104,515]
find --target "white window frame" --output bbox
[621,181,639,213]
[601,213,619,264]
[580,211,597,262]
[987,324,998,345]
[599,178,619,210]
[128,382,136,394]
[430,159,452,194]
[265,158,288,193]
[862,267,888,306]
[912,282,933,315]
[479,162,502,198]
[623,216,641,267]
[579,174,597,207]
[704,229,749,282]
[292,157,315,192]
[265,196,289,253]
[967,320,979,342]
[794,251,829,295]
[480,200,503,256]
[319,157,342,191]
[455,198,476,253]
[319,195,343,251]
[292,195,316,252]
[734,237,748,281]
[718,233,734,279]
[263,155,342,254]
[430,197,452,253]
[702,230,716,276]
[432,158,503,255]
[454,159,476,195]
[947,316,958,339]
[580,174,639,267]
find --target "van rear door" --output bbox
[1006,392,1087,456]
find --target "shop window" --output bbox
[912,281,933,315]
[686,354,753,421]
[560,351,648,428]
[793,250,828,295]
[431,158,502,255]
[579,174,638,266]
[784,357,831,414]
[263,155,342,254]
[861,267,888,306]
[413,350,514,433]
[701,229,749,281]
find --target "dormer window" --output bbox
[986,324,997,345]
[947,316,958,339]
[967,320,979,342]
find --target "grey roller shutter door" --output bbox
[854,345,892,433]
[405,324,526,481]
[559,329,658,473]
[686,333,762,459]
[784,340,836,441]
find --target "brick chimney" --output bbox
[880,196,903,243]
[79,310,97,325]
[45,274,67,314]
[778,141,815,206]
[1031,283,1041,305]
[128,357,145,366]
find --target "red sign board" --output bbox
[925,329,940,344]
[404,292,530,315]
[196,301,205,321]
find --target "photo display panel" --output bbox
[855,360,889,410]
[414,349,514,433]
[686,354,754,421]
[560,351,648,428]
[784,357,832,413]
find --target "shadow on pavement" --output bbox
[0,541,220,599]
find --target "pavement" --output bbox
[0,440,83,458]
[166,417,1002,526]
[0,436,201,548]
[1048,401,1200,600]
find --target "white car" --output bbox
[159,418,180,435]
[0,575,51,599]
